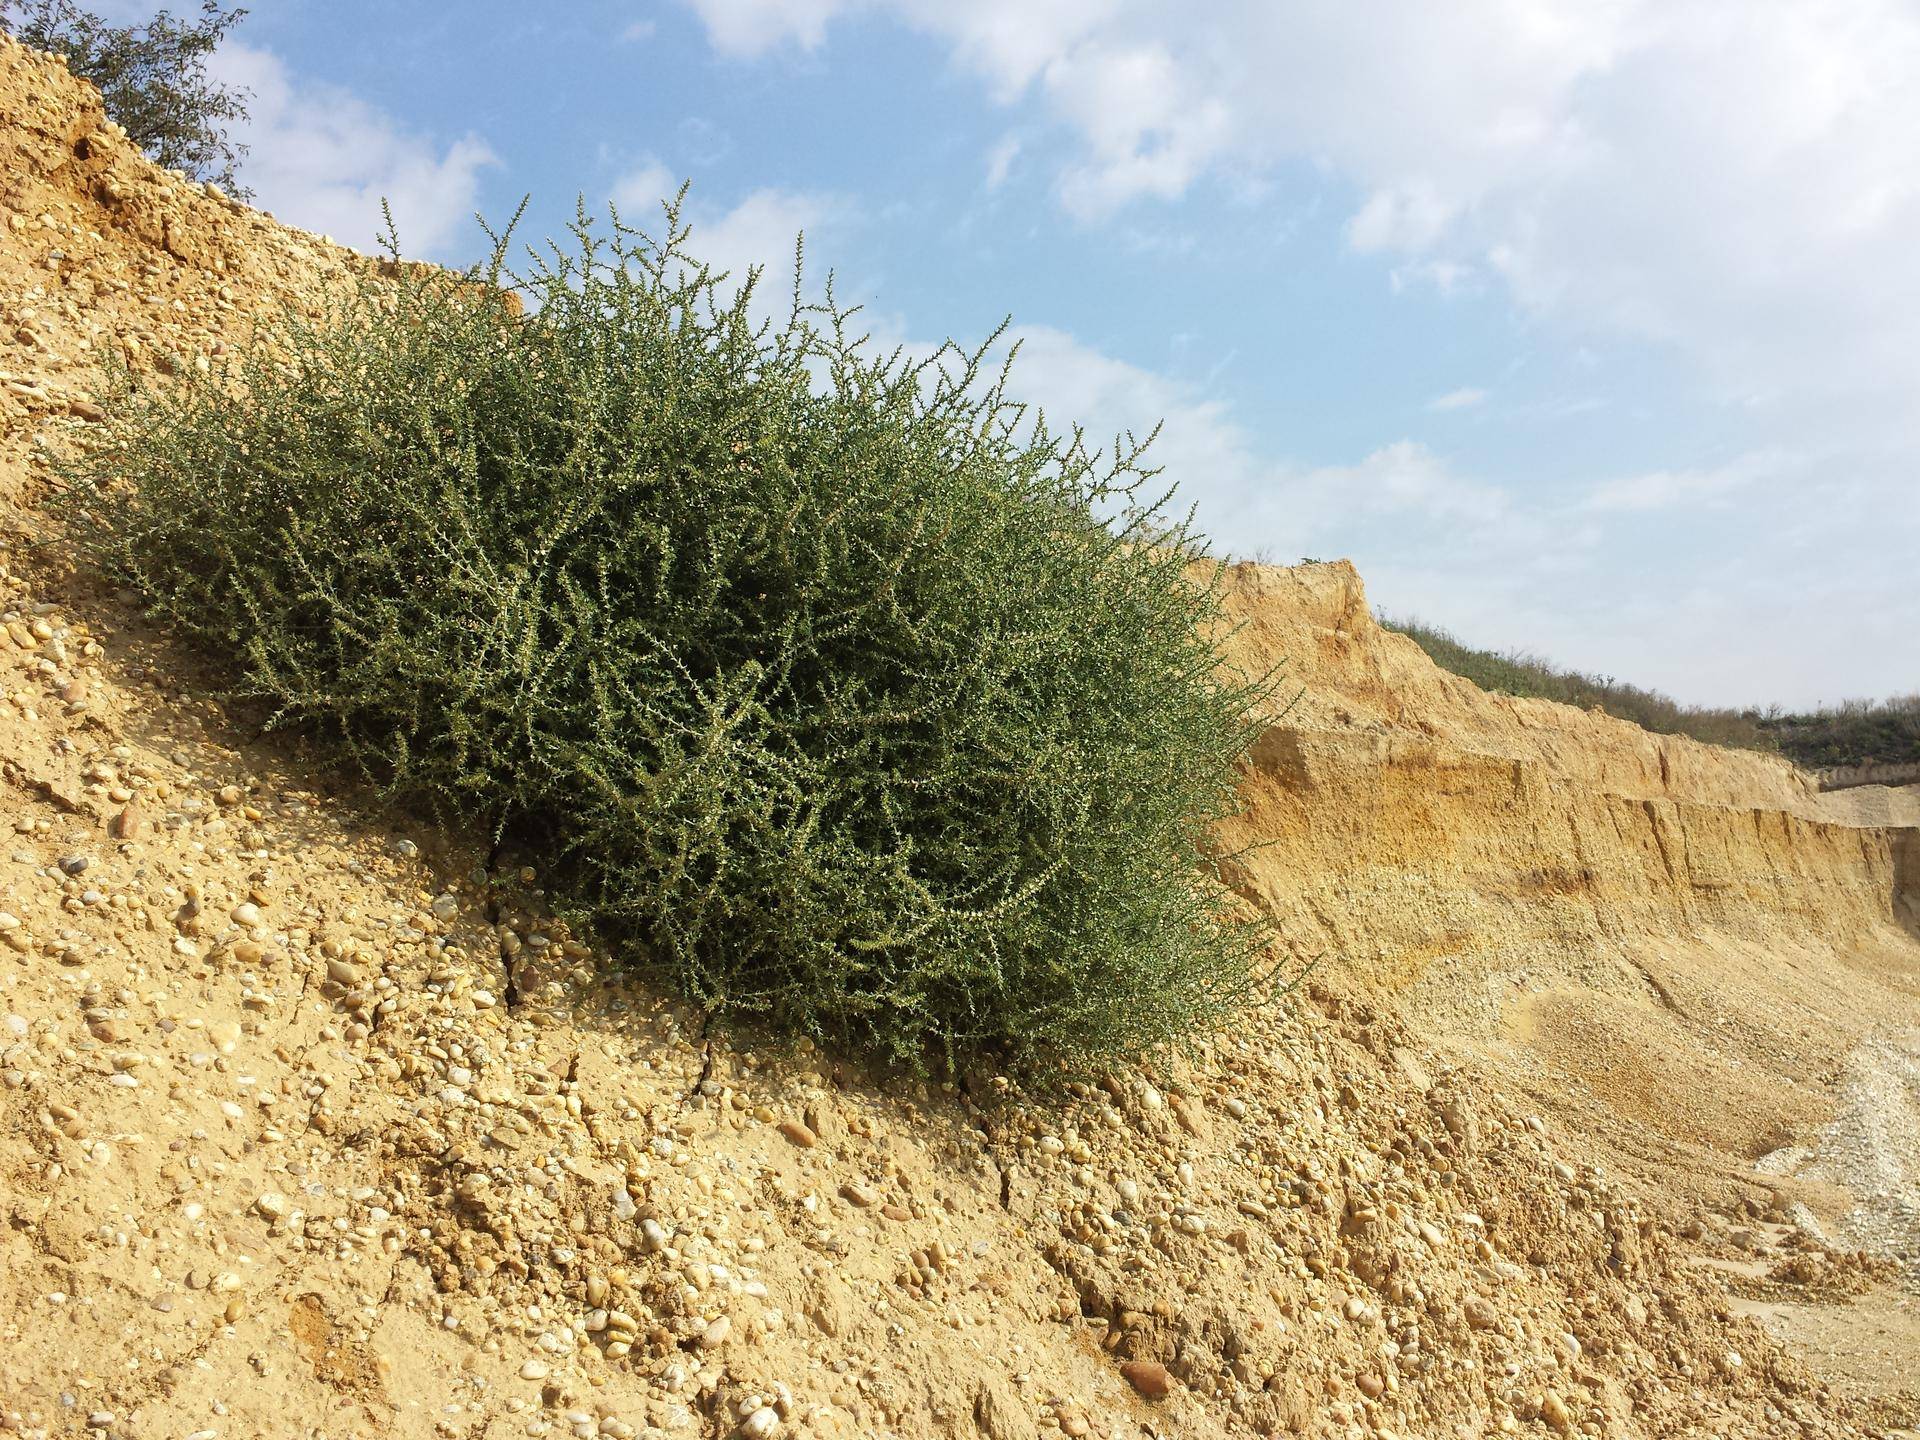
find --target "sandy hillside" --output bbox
[3,34,1920,1440]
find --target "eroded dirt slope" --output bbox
[2,34,1919,1440]
[1217,560,1918,1180]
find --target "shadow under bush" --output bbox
[55,199,1278,1073]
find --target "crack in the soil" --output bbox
[1625,954,1684,1014]
[683,1011,718,1107]
[955,1072,1015,1212]
[482,838,520,1011]
[379,1251,409,1309]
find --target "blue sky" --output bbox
[184,0,1919,707]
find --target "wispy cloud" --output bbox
[984,135,1020,191]
[612,159,677,215]
[680,0,844,56]
[1582,450,1789,513]
[1426,386,1488,413]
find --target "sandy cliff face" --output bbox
[1218,561,1910,999]
[1816,762,1920,794]
[1219,559,1920,1167]
[1218,560,1827,813]
[2,34,1919,1440]
[0,37,368,514]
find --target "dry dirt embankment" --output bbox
[2,33,1920,1440]
[1218,562,1918,1163]
[1821,762,1920,797]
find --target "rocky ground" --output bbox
[3,33,1919,1440]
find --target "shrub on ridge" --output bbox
[57,198,1279,1073]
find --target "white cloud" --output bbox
[1389,259,1479,298]
[620,18,658,41]
[210,43,495,258]
[987,329,1559,571]
[984,135,1020,190]
[603,38,1920,700]
[607,183,860,331]
[974,323,1913,705]
[676,0,1920,431]
[1582,450,1787,512]
[612,160,678,216]
[1348,181,1458,254]
[680,0,847,56]
[997,323,1254,493]
[685,188,850,299]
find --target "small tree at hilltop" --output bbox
[0,0,252,197]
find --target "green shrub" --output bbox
[57,200,1277,1073]
[1758,694,1920,771]
[1377,614,1920,770]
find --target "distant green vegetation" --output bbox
[1376,614,1775,750]
[1759,696,1920,772]
[1377,613,1919,772]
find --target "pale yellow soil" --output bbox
[1,33,1918,1440]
